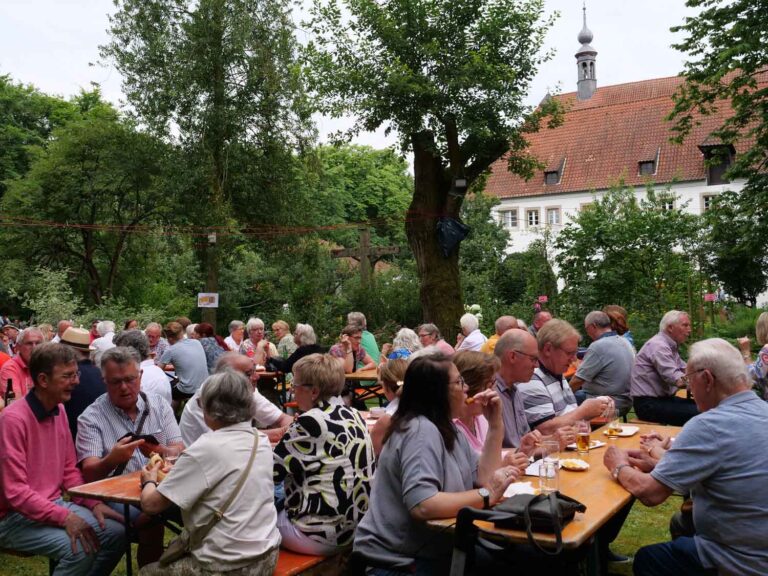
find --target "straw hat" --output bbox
[60,327,93,351]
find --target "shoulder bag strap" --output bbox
[188,429,259,550]
[112,392,151,478]
[524,492,564,556]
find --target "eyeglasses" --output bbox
[59,370,81,382]
[107,375,140,387]
[512,349,539,363]
[450,375,467,388]
[680,369,706,388]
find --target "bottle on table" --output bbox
[4,378,16,407]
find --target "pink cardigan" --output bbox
[453,415,489,453]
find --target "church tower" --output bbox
[575,3,597,100]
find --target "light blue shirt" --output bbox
[651,391,768,575]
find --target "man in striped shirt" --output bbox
[76,346,183,566]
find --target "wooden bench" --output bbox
[0,548,55,575]
[274,550,345,576]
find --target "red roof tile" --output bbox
[486,75,756,199]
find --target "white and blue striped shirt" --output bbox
[76,392,182,474]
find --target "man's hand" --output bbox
[64,511,100,555]
[502,450,530,473]
[603,445,630,472]
[627,448,657,473]
[553,425,576,450]
[91,502,123,527]
[519,430,543,456]
[140,458,161,486]
[580,397,613,419]
[109,436,144,465]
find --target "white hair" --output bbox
[245,317,265,331]
[97,321,115,336]
[659,310,688,332]
[347,311,367,329]
[687,338,749,393]
[516,319,528,330]
[186,323,198,337]
[584,311,611,329]
[460,313,479,333]
[17,327,44,345]
[145,322,162,333]
[393,328,422,353]
[228,320,244,333]
[294,323,317,346]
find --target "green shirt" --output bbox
[361,330,379,363]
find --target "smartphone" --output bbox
[119,432,160,445]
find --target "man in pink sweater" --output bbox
[0,343,125,575]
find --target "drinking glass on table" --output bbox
[605,409,622,438]
[539,460,559,494]
[576,419,591,456]
[542,439,559,465]
[164,446,181,466]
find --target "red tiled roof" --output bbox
[486,75,755,199]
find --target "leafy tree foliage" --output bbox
[555,186,700,320]
[303,0,560,340]
[1,94,176,304]
[498,238,558,317]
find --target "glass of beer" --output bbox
[606,409,623,438]
[576,420,591,456]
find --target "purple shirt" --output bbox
[494,375,531,449]
[630,331,686,398]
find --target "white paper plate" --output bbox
[566,440,607,451]
[603,425,639,437]
[560,458,590,471]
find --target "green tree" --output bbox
[498,238,558,315]
[554,186,700,320]
[0,75,77,199]
[102,0,314,327]
[700,191,767,307]
[1,94,175,304]
[303,0,560,340]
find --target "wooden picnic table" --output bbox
[69,471,143,576]
[428,423,682,573]
[345,369,384,406]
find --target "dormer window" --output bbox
[544,157,566,186]
[638,147,660,176]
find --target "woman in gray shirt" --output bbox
[353,353,519,574]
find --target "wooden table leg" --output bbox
[124,503,133,576]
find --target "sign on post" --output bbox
[703,293,716,302]
[197,293,219,308]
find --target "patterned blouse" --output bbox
[273,402,374,547]
[748,344,768,400]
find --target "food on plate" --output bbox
[559,458,589,471]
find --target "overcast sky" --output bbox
[0,0,699,149]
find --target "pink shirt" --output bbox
[435,339,456,356]
[453,415,489,453]
[0,355,33,400]
[0,395,97,525]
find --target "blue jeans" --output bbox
[634,537,717,576]
[0,499,125,576]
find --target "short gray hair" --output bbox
[393,328,421,352]
[100,346,141,373]
[97,321,116,337]
[687,338,749,393]
[200,371,253,425]
[294,323,317,346]
[17,327,44,345]
[418,323,441,338]
[494,329,531,359]
[245,317,264,332]
[584,311,611,329]
[460,313,479,333]
[660,310,688,332]
[113,330,150,360]
[408,345,444,362]
[185,323,198,338]
[347,311,367,329]
[228,320,244,333]
[145,322,162,333]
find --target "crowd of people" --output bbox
[0,307,767,576]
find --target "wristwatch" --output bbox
[478,487,491,509]
[612,463,631,481]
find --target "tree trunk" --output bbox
[406,131,464,344]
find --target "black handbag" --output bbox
[488,491,586,555]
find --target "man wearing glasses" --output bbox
[605,339,768,576]
[0,343,125,574]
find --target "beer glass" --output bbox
[576,419,591,456]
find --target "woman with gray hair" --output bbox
[417,323,456,356]
[381,328,422,362]
[239,317,277,365]
[139,371,280,575]
[273,354,374,555]
[267,323,327,374]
